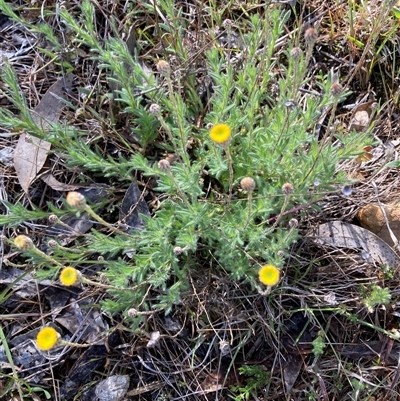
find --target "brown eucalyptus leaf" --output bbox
[13,74,74,193]
[314,221,400,267]
[357,203,400,247]
[41,172,81,191]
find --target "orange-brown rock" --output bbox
[356,203,400,246]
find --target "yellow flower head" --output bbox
[60,266,80,286]
[14,235,34,250]
[259,265,280,286]
[209,124,231,145]
[36,327,59,351]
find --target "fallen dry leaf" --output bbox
[314,221,400,267]
[13,74,74,193]
[357,203,400,247]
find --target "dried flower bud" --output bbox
[149,103,161,115]
[173,246,183,255]
[222,19,232,28]
[304,27,318,46]
[156,60,170,75]
[47,240,58,249]
[331,82,343,97]
[14,235,34,250]
[66,192,86,209]
[277,250,285,258]
[158,159,171,172]
[240,177,256,192]
[289,218,298,228]
[282,182,294,195]
[127,308,138,317]
[290,47,303,59]
[48,214,58,224]
[219,339,230,356]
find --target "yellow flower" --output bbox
[60,266,80,286]
[209,124,231,145]
[259,265,280,286]
[36,327,59,351]
[14,235,34,250]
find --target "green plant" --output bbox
[229,365,270,401]
[362,285,391,313]
[0,0,369,323]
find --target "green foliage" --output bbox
[229,365,270,401]
[312,332,326,357]
[0,0,370,322]
[362,285,391,312]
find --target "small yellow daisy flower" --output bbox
[14,235,34,250]
[259,265,280,286]
[36,327,59,351]
[60,266,80,286]
[209,124,231,145]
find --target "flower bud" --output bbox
[158,159,171,172]
[48,240,58,249]
[304,27,318,46]
[14,235,34,250]
[66,192,86,209]
[240,177,256,192]
[156,60,170,76]
[48,214,58,224]
[173,246,183,255]
[290,47,303,59]
[282,182,294,195]
[331,82,343,97]
[149,103,161,115]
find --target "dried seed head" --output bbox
[127,308,138,317]
[290,47,303,59]
[66,192,86,209]
[331,82,343,97]
[48,214,58,224]
[240,177,256,192]
[222,19,233,28]
[149,103,161,115]
[282,182,294,195]
[156,60,170,75]
[289,218,298,228]
[304,27,318,46]
[173,246,184,255]
[14,235,34,250]
[47,240,58,249]
[158,159,171,172]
